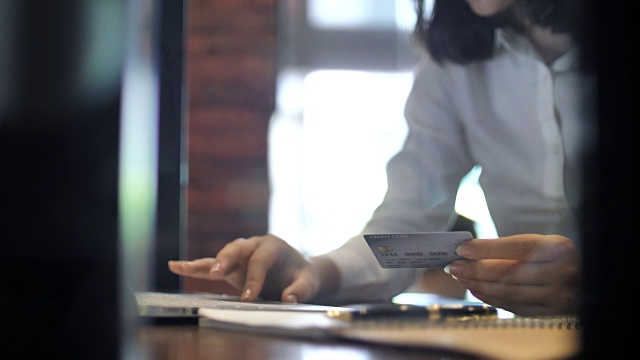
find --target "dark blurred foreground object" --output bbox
[0,0,185,358]
[579,0,640,359]
[0,1,127,358]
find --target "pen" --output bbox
[326,303,498,322]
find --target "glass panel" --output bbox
[269,70,412,255]
[307,0,400,30]
[272,0,490,255]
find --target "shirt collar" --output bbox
[494,28,580,73]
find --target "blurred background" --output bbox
[184,0,494,294]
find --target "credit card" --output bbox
[363,231,472,269]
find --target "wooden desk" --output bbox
[136,324,478,360]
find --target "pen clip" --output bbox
[327,303,497,322]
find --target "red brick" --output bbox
[184,0,275,293]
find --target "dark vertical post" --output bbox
[579,0,640,358]
[155,0,188,292]
[0,1,126,358]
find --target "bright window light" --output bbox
[269,69,496,255]
[269,70,412,256]
[455,166,497,238]
[308,0,399,30]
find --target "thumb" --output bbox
[281,271,319,304]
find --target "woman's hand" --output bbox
[168,234,338,303]
[444,234,580,316]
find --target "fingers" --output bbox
[444,234,580,316]
[446,258,579,315]
[446,234,580,287]
[167,237,259,280]
[166,237,265,296]
[467,288,561,316]
[445,259,563,286]
[281,269,319,304]
[237,236,282,301]
[168,258,220,280]
[447,257,578,315]
[461,280,576,316]
[212,237,258,276]
[457,234,577,262]
[168,235,311,303]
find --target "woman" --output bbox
[169,0,589,316]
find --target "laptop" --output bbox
[135,291,351,324]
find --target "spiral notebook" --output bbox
[332,315,581,360]
[198,307,581,360]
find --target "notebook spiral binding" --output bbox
[349,315,582,330]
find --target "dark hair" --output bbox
[413,0,582,64]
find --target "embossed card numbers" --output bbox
[364,232,473,269]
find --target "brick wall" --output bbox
[184,0,277,294]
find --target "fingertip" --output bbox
[443,265,459,280]
[283,281,312,304]
[241,287,254,301]
[456,243,472,257]
[167,260,184,272]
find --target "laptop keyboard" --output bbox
[135,291,345,312]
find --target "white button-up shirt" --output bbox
[321,28,595,303]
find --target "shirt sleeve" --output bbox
[319,55,477,303]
